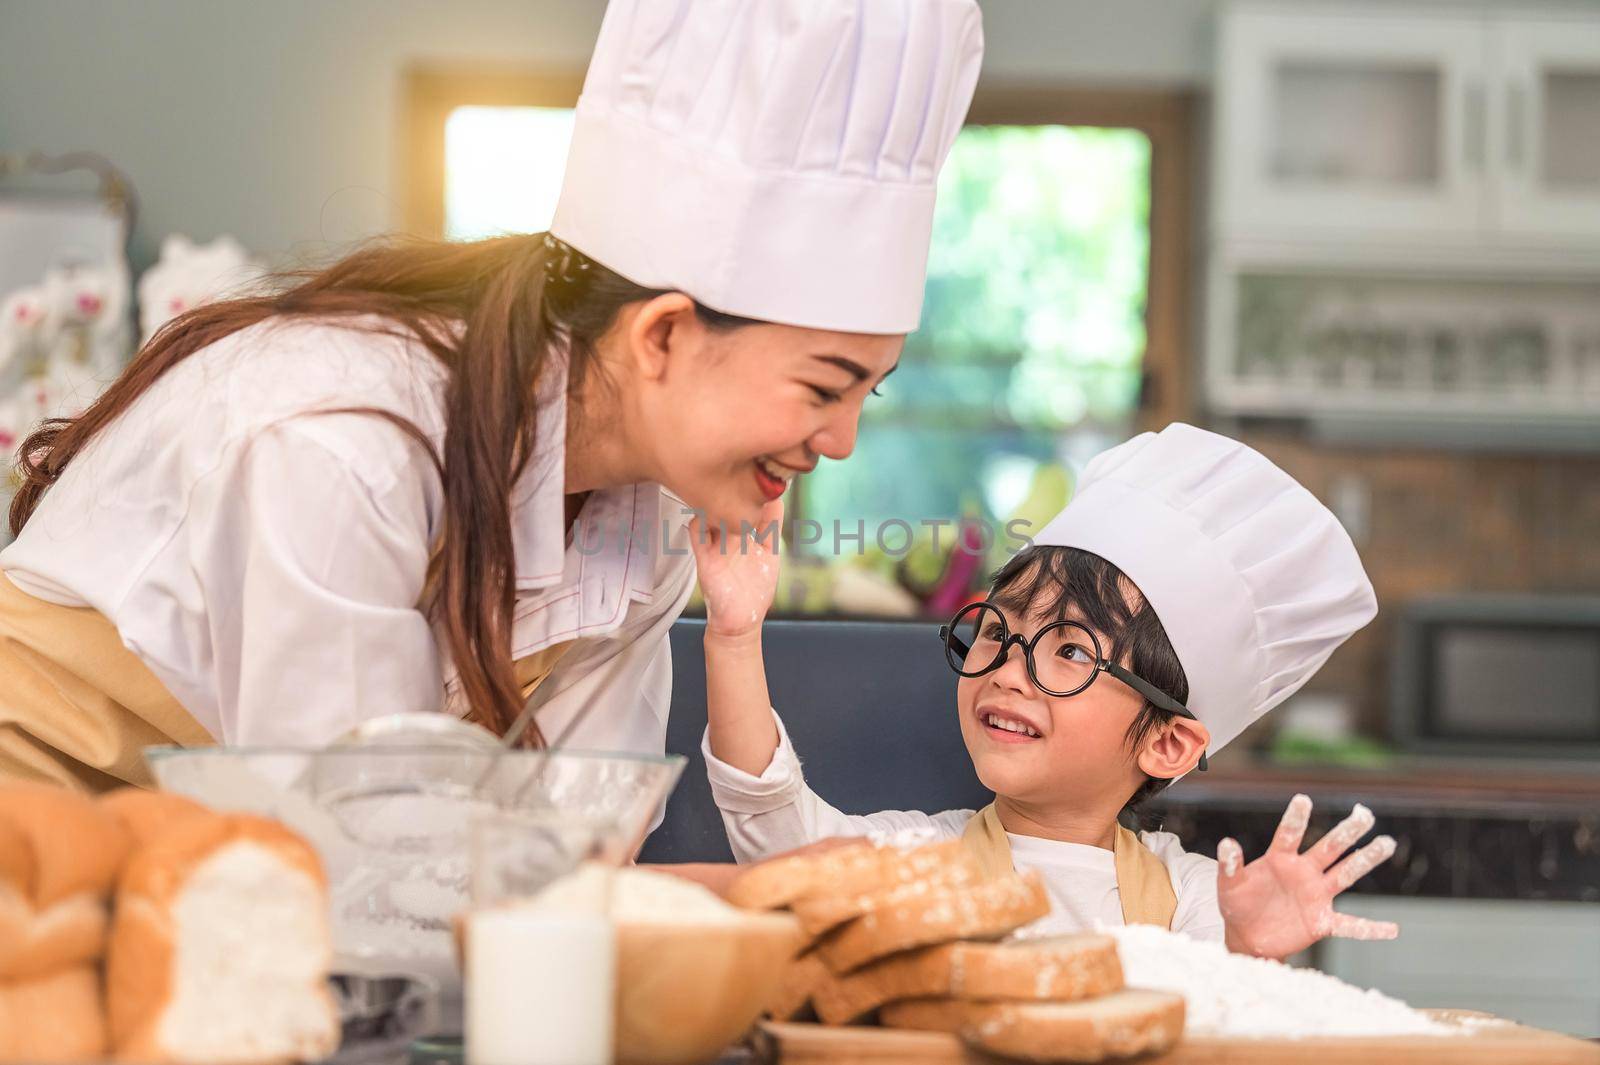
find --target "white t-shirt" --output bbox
[702,710,1225,941]
[1006,832,1222,940]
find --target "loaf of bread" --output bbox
[99,787,215,847]
[816,870,1050,974]
[788,841,985,937]
[107,814,340,1065]
[880,989,1186,1063]
[812,934,1123,1024]
[0,783,132,979]
[0,966,108,1063]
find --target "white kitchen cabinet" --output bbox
[1316,896,1600,1039]
[1216,4,1600,248]
[1206,5,1600,438]
[1491,17,1600,239]
[1203,256,1600,431]
[1217,6,1489,242]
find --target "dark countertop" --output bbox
[1146,757,1600,903]
[1166,756,1600,811]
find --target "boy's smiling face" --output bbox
[947,547,1210,820]
[954,598,1151,809]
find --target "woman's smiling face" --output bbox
[631,300,903,532]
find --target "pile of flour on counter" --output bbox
[1109,925,1461,1039]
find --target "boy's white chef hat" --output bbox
[1032,424,1377,756]
[550,0,984,335]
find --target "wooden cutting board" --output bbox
[758,1011,1600,1064]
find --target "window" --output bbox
[444,106,576,240]
[800,123,1153,536]
[407,74,1194,617]
[401,69,584,242]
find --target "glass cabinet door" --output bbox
[1217,8,1489,240]
[1490,17,1600,240]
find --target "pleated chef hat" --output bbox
[550,0,984,335]
[1032,424,1377,756]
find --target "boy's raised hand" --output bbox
[690,498,784,639]
[1216,794,1399,960]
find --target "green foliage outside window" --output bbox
[802,124,1153,537]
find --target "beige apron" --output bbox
[0,572,571,791]
[512,642,573,701]
[961,802,1179,929]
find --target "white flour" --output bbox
[1108,925,1460,1039]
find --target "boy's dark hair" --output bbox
[988,545,1190,831]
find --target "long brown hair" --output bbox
[8,232,674,741]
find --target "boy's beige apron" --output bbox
[961,802,1179,929]
[0,573,569,791]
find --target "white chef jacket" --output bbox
[0,314,697,753]
[703,710,1226,940]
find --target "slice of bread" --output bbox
[817,871,1050,974]
[0,891,108,981]
[0,783,131,979]
[728,839,882,911]
[880,989,1186,1063]
[107,814,340,1065]
[730,838,977,915]
[0,965,108,1063]
[766,949,829,1022]
[812,934,1123,1025]
[789,842,985,937]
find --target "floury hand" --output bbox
[1218,794,1400,959]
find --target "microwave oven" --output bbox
[1391,596,1600,759]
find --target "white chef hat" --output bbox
[1031,424,1377,755]
[550,0,984,335]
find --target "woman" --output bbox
[0,0,985,788]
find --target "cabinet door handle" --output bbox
[1464,81,1487,172]
[1507,81,1529,172]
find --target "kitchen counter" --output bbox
[1148,758,1600,902]
[1170,756,1600,807]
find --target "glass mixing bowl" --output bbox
[143,745,685,1024]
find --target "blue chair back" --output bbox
[639,618,993,863]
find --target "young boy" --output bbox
[690,424,1399,960]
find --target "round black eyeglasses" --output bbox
[939,602,1207,772]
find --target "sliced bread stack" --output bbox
[729,838,1185,1064]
